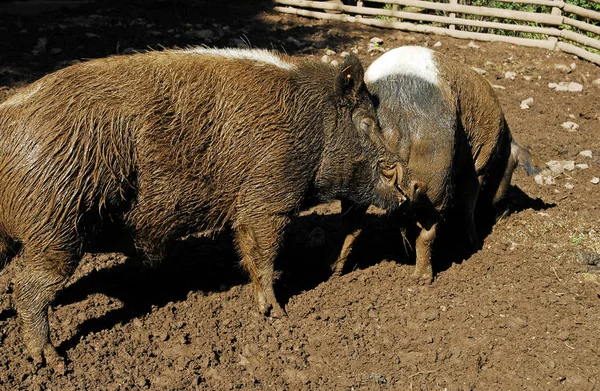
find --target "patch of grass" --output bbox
[570,228,600,253]
[375,3,395,21]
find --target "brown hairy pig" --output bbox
[0,47,404,367]
[331,46,540,282]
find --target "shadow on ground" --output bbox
[49,184,551,354]
[0,0,366,87]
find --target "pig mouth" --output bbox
[379,162,408,204]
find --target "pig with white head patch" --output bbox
[332,46,540,282]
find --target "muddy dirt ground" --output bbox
[1,0,599,389]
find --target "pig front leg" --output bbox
[330,199,369,277]
[233,214,289,318]
[413,220,437,284]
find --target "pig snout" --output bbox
[379,161,407,203]
[379,161,428,203]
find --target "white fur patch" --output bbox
[176,47,297,70]
[364,46,438,86]
[0,83,42,108]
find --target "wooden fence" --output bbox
[273,0,600,65]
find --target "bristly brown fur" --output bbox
[0,48,403,366]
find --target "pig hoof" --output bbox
[45,345,66,375]
[30,355,45,372]
[269,304,287,319]
[412,271,433,285]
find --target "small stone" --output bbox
[50,48,63,55]
[286,37,303,47]
[561,121,579,131]
[370,37,384,45]
[194,29,214,39]
[321,55,331,63]
[556,330,570,341]
[567,82,583,92]
[523,76,533,81]
[546,160,575,174]
[330,59,339,67]
[467,41,480,49]
[32,37,47,55]
[520,97,533,109]
[351,48,359,54]
[368,43,385,53]
[570,62,576,70]
[505,71,517,80]
[419,308,439,321]
[593,78,600,85]
[579,150,593,158]
[492,85,506,90]
[565,183,574,189]
[325,49,336,56]
[148,30,162,37]
[471,67,486,75]
[534,174,545,185]
[136,377,149,388]
[548,81,583,92]
[340,51,350,57]
[535,170,553,185]
[86,32,100,38]
[554,64,571,73]
[433,41,442,47]
[591,177,600,184]
[576,163,589,170]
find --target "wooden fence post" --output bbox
[449,0,457,30]
[549,0,563,49]
[273,0,600,66]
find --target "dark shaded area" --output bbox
[53,207,411,353]
[0,308,16,323]
[0,0,268,85]
[433,184,555,274]
[51,184,550,353]
[54,228,245,353]
[0,0,367,88]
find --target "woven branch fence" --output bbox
[274,0,600,65]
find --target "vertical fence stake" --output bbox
[550,0,563,49]
[449,0,457,30]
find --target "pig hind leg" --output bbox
[13,243,79,370]
[234,214,289,318]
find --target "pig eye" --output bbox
[360,117,375,133]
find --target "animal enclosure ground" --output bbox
[1,1,599,389]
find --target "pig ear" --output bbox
[337,54,365,105]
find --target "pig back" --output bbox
[0,51,327,246]
[435,53,508,178]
